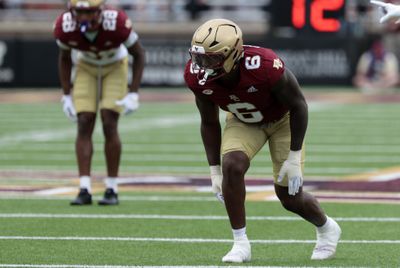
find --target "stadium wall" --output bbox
[0,37,370,88]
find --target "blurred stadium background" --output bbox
[0,0,398,88]
[0,1,400,267]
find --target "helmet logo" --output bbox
[191,45,205,54]
[75,1,90,8]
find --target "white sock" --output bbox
[79,176,91,193]
[232,227,247,241]
[317,216,332,232]
[105,177,118,193]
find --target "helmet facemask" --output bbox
[189,46,227,85]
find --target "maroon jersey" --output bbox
[184,45,288,124]
[53,7,134,64]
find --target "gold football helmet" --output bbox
[69,0,104,32]
[189,19,244,84]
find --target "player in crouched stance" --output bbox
[53,0,145,205]
[183,19,341,262]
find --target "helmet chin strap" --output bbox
[198,72,208,86]
[198,69,215,85]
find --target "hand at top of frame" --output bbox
[371,0,400,23]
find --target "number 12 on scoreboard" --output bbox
[292,0,345,32]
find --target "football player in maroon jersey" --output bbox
[53,0,145,206]
[184,19,341,262]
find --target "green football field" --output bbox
[0,88,399,267]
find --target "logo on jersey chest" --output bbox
[68,41,78,47]
[229,95,240,102]
[202,89,213,95]
[247,86,258,93]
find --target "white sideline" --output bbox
[0,213,400,222]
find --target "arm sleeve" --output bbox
[123,31,138,48]
[56,39,71,50]
[262,49,285,87]
[53,13,72,50]
[115,10,135,45]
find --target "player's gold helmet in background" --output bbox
[69,0,104,10]
[69,0,104,32]
[189,19,244,84]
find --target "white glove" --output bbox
[277,150,303,196]
[115,92,139,115]
[61,94,77,122]
[210,165,224,204]
[371,0,400,23]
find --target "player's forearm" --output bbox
[129,48,145,93]
[200,122,221,166]
[289,101,308,151]
[58,53,73,95]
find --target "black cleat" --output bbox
[98,188,119,206]
[70,188,92,205]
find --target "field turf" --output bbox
[0,88,399,267]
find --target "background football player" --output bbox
[53,0,145,205]
[184,19,341,263]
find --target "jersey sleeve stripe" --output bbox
[123,31,138,48]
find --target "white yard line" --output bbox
[0,265,371,268]
[0,165,376,174]
[0,196,218,202]
[7,143,400,152]
[3,154,400,163]
[0,213,399,222]
[0,115,199,148]
[0,236,399,245]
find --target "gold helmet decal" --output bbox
[189,19,244,84]
[69,0,104,10]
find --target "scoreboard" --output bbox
[271,0,346,33]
